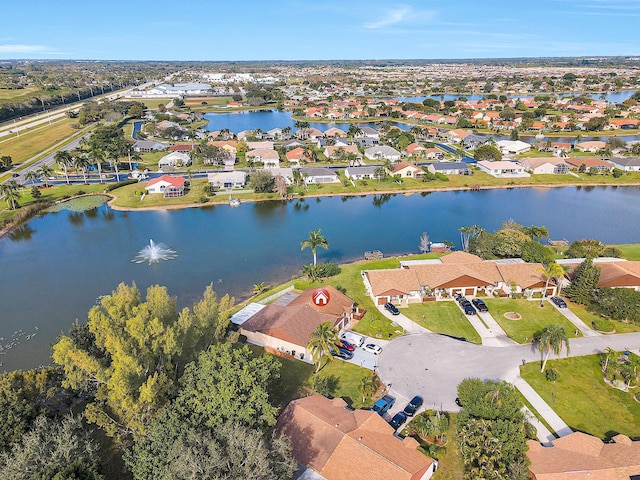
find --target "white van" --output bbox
[340,331,365,348]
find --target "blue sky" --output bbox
[1,0,639,60]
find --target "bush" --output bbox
[592,317,615,332]
[316,263,341,278]
[105,178,137,191]
[545,369,559,382]
[199,196,209,203]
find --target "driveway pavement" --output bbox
[550,299,600,337]
[378,331,640,432]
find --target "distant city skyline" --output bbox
[1,0,639,61]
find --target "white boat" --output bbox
[229,196,240,207]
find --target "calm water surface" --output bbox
[1,186,639,370]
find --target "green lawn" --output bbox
[567,301,640,333]
[521,355,640,440]
[404,302,482,344]
[0,117,77,165]
[613,243,640,261]
[483,298,581,344]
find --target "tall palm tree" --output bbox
[537,324,570,373]
[106,145,121,179]
[307,322,339,373]
[539,262,567,305]
[73,154,91,184]
[0,180,21,209]
[24,170,40,187]
[90,148,105,183]
[37,164,54,180]
[54,150,73,185]
[301,229,329,267]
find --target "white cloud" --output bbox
[364,6,412,29]
[0,44,58,54]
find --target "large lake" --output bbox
[1,186,639,371]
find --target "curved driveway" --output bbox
[378,331,640,412]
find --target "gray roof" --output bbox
[609,156,640,167]
[359,126,379,136]
[429,161,470,171]
[345,166,377,175]
[365,145,401,157]
[300,167,338,177]
[133,140,166,150]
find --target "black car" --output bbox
[403,395,424,416]
[550,296,567,308]
[389,411,407,430]
[384,302,400,315]
[456,295,468,305]
[330,347,354,360]
[455,397,463,407]
[472,298,489,312]
[463,303,476,315]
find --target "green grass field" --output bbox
[404,301,482,344]
[567,301,640,333]
[483,298,581,343]
[0,117,77,165]
[613,244,640,261]
[521,355,640,440]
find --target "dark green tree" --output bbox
[473,144,502,162]
[564,258,601,305]
[249,170,275,193]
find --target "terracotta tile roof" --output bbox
[146,174,185,188]
[596,261,640,288]
[410,263,502,289]
[276,395,434,480]
[391,162,421,174]
[439,251,484,264]
[241,286,353,347]
[496,263,546,289]
[527,432,640,479]
[364,269,422,297]
[564,157,614,168]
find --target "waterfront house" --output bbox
[324,127,347,138]
[145,174,185,197]
[362,251,555,306]
[564,157,614,173]
[207,171,247,190]
[426,161,471,175]
[575,140,606,153]
[296,127,324,141]
[355,126,380,140]
[286,147,305,165]
[240,286,354,361]
[388,161,423,178]
[299,167,340,184]
[519,157,570,174]
[477,160,528,177]
[345,166,377,180]
[496,140,532,155]
[276,395,437,480]
[607,156,640,172]
[325,145,361,161]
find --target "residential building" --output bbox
[132,140,166,153]
[607,156,640,172]
[364,145,402,161]
[276,394,437,480]
[527,432,640,479]
[345,165,378,180]
[246,141,274,150]
[246,149,280,168]
[145,175,185,197]
[158,151,191,170]
[575,140,606,153]
[477,160,528,177]
[564,157,614,173]
[207,171,247,190]
[324,127,347,138]
[519,157,570,174]
[389,161,423,178]
[299,167,340,184]
[325,145,361,161]
[426,162,471,175]
[240,286,354,360]
[496,140,532,155]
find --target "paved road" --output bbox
[378,331,640,414]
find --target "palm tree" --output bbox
[73,154,91,184]
[539,262,566,305]
[348,124,362,139]
[24,170,40,187]
[301,229,329,267]
[0,180,21,209]
[538,324,570,373]
[301,264,321,282]
[54,150,73,185]
[90,148,105,183]
[252,282,267,295]
[106,145,121,179]
[307,322,339,373]
[359,375,378,402]
[37,164,54,180]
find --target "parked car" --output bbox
[338,340,356,352]
[389,411,407,430]
[403,395,424,416]
[456,295,467,304]
[363,343,382,355]
[455,397,463,407]
[331,347,354,360]
[463,303,476,315]
[472,298,489,312]
[372,395,395,415]
[550,296,567,308]
[384,302,400,315]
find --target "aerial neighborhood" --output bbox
[1,55,640,480]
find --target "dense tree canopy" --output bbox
[564,258,601,305]
[52,283,233,438]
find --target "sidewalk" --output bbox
[505,367,573,439]
[550,299,600,337]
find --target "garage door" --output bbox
[378,297,387,305]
